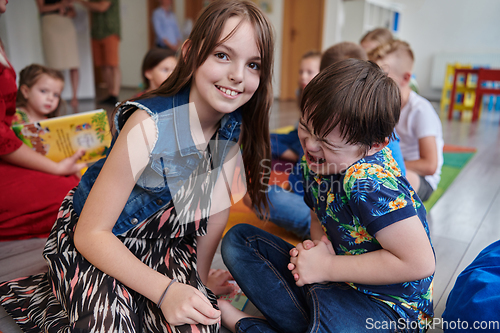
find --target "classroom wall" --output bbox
[0,1,96,101]
[3,1,499,102]
[119,0,148,89]
[398,0,500,101]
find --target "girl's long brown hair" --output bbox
[138,0,274,213]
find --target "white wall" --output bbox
[6,1,498,102]
[322,0,344,50]
[261,0,284,99]
[398,0,500,100]
[0,1,95,100]
[119,0,148,88]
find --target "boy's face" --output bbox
[298,117,367,175]
[298,57,321,90]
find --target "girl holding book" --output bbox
[0,2,85,241]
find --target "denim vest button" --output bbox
[131,218,139,225]
[156,199,163,205]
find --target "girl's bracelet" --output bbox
[157,278,177,308]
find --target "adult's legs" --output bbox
[221,224,309,333]
[70,68,79,109]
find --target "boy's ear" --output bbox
[20,84,30,100]
[402,71,412,86]
[367,139,389,155]
[181,39,191,61]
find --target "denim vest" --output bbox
[73,87,242,235]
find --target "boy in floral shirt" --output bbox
[220,59,435,333]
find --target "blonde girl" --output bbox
[0,1,274,332]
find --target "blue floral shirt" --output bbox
[302,148,434,329]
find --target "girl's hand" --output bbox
[206,269,235,296]
[55,148,87,176]
[160,280,221,326]
[288,236,335,286]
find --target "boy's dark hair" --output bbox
[320,42,368,71]
[141,48,177,89]
[301,58,400,148]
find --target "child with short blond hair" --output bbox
[371,40,443,201]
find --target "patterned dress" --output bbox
[0,132,222,333]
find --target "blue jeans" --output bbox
[264,185,310,239]
[222,224,412,333]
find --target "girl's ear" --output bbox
[20,84,30,100]
[144,69,153,81]
[181,39,191,61]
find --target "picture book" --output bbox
[218,280,249,311]
[12,109,111,165]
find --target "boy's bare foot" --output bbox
[218,299,258,332]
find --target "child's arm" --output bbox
[73,110,220,326]
[289,215,435,287]
[197,142,241,294]
[74,0,111,13]
[35,0,68,14]
[405,136,438,176]
[1,143,86,175]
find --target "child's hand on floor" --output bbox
[206,268,236,296]
[288,235,335,286]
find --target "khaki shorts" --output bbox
[92,34,120,67]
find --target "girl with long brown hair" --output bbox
[0,1,274,332]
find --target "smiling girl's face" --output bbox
[189,16,261,121]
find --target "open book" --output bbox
[12,109,112,165]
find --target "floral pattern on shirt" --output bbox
[302,148,434,331]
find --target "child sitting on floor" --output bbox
[245,42,407,240]
[371,40,443,201]
[0,63,84,241]
[271,50,321,162]
[134,47,178,98]
[220,59,435,333]
[14,63,66,124]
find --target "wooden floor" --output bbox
[1,91,500,332]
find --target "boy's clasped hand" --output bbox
[288,235,336,287]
